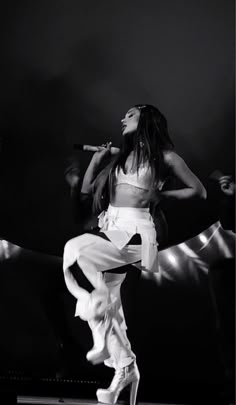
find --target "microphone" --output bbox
[73,144,120,155]
[74,144,101,152]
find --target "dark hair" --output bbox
[92,104,174,213]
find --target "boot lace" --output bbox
[109,367,126,390]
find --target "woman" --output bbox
[63,104,206,404]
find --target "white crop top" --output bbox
[114,165,162,191]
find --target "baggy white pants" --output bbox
[63,233,139,368]
[63,205,158,368]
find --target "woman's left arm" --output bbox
[161,151,207,200]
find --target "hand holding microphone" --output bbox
[89,141,114,167]
[74,142,120,155]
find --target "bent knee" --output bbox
[63,233,96,270]
[64,234,87,255]
[63,236,83,271]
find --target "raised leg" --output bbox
[63,232,140,392]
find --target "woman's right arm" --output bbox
[65,146,113,225]
[81,143,118,194]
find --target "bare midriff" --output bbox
[110,184,150,208]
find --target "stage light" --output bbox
[0,240,10,259]
[179,242,198,258]
[0,239,21,260]
[199,234,207,244]
[167,252,178,266]
[198,222,222,252]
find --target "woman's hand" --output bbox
[81,142,114,194]
[219,175,235,196]
[90,142,120,166]
[91,142,113,166]
[84,143,120,156]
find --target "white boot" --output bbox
[96,361,140,405]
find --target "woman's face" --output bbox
[121,107,140,136]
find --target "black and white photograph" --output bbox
[0,1,234,404]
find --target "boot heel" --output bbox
[96,361,140,405]
[130,379,139,405]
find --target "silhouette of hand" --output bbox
[219,175,235,196]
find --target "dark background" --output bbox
[0,0,234,255]
[0,0,234,402]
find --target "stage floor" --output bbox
[17,396,184,405]
[13,395,236,405]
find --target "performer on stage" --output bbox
[63,104,206,404]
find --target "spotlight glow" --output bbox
[199,234,207,244]
[167,253,177,266]
[0,240,10,259]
